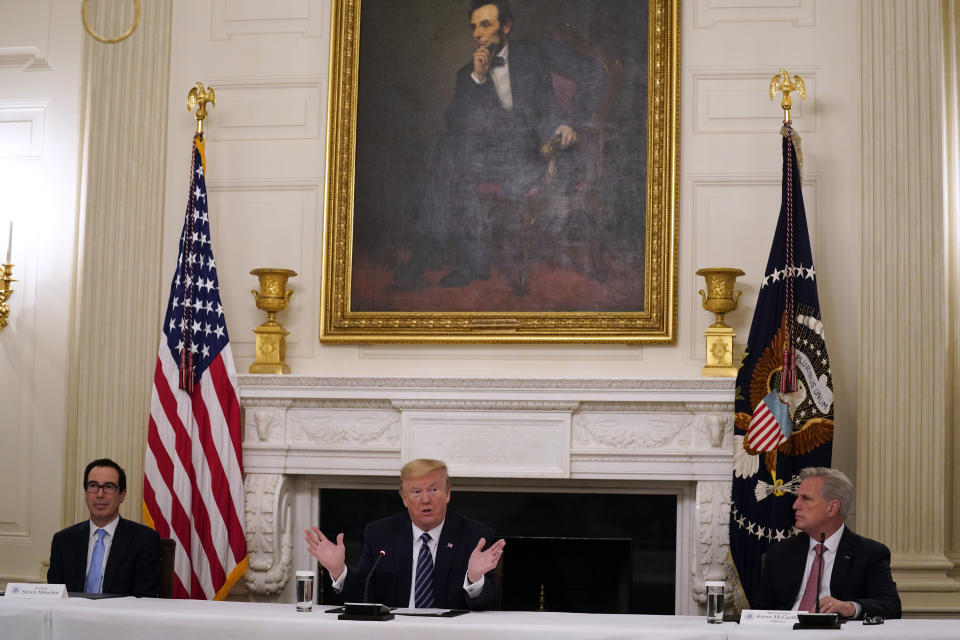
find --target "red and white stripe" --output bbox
[746,402,787,452]
[143,339,247,599]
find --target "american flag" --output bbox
[143,134,248,599]
[745,389,792,451]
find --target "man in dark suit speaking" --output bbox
[305,458,505,609]
[47,458,160,597]
[752,467,901,619]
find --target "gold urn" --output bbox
[249,268,297,374]
[696,267,745,378]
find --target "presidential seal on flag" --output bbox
[736,302,835,495]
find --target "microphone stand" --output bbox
[340,550,394,621]
[814,532,824,614]
[364,550,386,604]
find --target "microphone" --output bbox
[814,532,825,613]
[363,550,387,604]
[341,550,393,621]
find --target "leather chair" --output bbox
[158,538,176,598]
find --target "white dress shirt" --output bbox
[85,515,120,592]
[471,43,513,111]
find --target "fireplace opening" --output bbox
[316,488,676,614]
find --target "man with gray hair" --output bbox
[751,467,901,619]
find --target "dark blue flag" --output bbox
[727,124,834,608]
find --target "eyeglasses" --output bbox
[85,481,120,495]
[405,487,443,498]
[863,616,884,626]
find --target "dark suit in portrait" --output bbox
[752,528,901,619]
[47,517,161,597]
[433,39,603,287]
[341,511,497,610]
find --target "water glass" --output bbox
[705,580,725,623]
[296,570,315,612]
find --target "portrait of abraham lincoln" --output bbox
[348,0,653,314]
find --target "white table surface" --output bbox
[0,597,50,639]
[730,618,960,640]
[3,596,959,640]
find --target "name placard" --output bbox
[740,609,800,625]
[4,583,68,599]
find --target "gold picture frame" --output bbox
[321,0,678,343]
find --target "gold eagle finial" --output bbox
[769,69,806,122]
[187,82,216,133]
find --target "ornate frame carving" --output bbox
[321,0,679,342]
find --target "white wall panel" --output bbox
[0,0,50,69]
[0,432,26,533]
[207,79,323,141]
[206,181,320,360]
[693,69,816,133]
[0,0,81,585]
[689,176,819,361]
[693,0,816,29]
[0,103,44,156]
[211,0,324,40]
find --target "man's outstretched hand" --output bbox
[467,537,506,584]
[304,526,346,580]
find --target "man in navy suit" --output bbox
[752,467,901,619]
[305,458,505,609]
[47,458,160,597]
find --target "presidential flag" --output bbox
[143,133,248,599]
[727,123,834,607]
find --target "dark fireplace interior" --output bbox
[316,488,676,614]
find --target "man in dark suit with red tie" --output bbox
[305,458,505,609]
[47,458,160,597]
[752,467,901,619]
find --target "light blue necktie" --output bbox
[414,532,435,608]
[85,529,106,593]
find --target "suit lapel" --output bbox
[829,528,856,597]
[507,43,526,111]
[784,535,810,606]
[102,518,127,593]
[72,522,90,589]
[434,513,459,601]
[395,516,414,605]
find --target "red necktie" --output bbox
[799,542,825,612]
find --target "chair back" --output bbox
[158,538,176,598]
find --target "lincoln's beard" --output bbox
[486,29,507,55]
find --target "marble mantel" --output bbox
[237,376,735,614]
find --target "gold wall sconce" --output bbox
[1,222,15,331]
